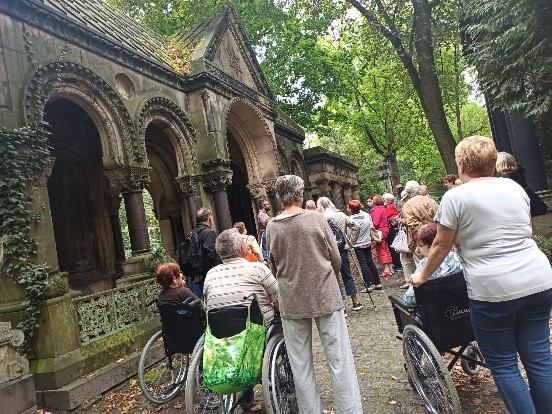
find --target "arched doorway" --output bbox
[44,97,117,293]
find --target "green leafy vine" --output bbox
[0,126,51,356]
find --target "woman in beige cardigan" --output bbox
[266,175,362,414]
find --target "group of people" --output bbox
[153,135,552,414]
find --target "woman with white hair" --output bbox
[266,175,363,414]
[317,196,362,311]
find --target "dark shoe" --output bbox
[352,302,364,311]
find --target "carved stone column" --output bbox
[315,178,331,198]
[201,166,233,232]
[176,175,199,230]
[105,166,152,254]
[342,183,352,205]
[352,185,360,201]
[164,203,184,247]
[331,181,344,210]
[107,195,126,265]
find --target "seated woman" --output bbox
[155,262,199,305]
[403,222,462,306]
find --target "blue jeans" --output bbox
[260,231,268,260]
[339,250,357,297]
[470,288,552,414]
[186,277,203,299]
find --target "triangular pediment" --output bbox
[185,6,273,98]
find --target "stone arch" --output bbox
[137,97,197,176]
[25,62,140,168]
[290,149,308,181]
[223,97,280,184]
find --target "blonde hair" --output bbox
[455,135,497,178]
[496,152,518,174]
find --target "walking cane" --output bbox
[345,234,377,311]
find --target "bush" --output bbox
[533,235,552,262]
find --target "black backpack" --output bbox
[327,220,346,251]
[179,229,205,276]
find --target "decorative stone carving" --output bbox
[176,175,198,196]
[0,322,29,384]
[262,179,277,195]
[201,169,233,193]
[228,47,242,74]
[73,279,160,344]
[201,90,216,133]
[163,203,182,218]
[247,182,267,200]
[105,166,152,194]
[44,270,70,299]
[26,62,138,166]
[138,97,198,174]
[315,178,331,198]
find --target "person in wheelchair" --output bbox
[403,222,462,307]
[203,228,279,327]
[155,262,199,305]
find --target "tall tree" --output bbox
[464,0,552,117]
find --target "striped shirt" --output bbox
[203,257,279,326]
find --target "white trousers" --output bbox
[281,310,363,414]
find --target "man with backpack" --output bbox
[179,208,222,298]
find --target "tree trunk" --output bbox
[386,153,401,189]
[412,0,458,173]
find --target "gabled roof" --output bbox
[39,0,182,73]
[175,6,273,99]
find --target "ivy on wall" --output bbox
[0,126,51,356]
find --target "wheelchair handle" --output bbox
[181,297,193,307]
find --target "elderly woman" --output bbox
[496,152,548,217]
[266,175,362,414]
[383,192,402,272]
[233,221,264,262]
[370,194,394,277]
[410,136,552,414]
[155,262,198,305]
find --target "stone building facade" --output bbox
[0,0,359,402]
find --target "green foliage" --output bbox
[533,235,552,263]
[465,0,552,117]
[147,247,177,274]
[0,127,51,356]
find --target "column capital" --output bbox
[105,166,152,194]
[163,203,182,218]
[200,159,233,193]
[247,182,267,199]
[176,175,198,196]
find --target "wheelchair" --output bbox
[185,295,298,414]
[138,297,205,404]
[389,271,487,414]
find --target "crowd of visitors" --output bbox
[164,136,551,414]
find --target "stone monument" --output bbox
[0,321,37,413]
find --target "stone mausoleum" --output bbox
[0,0,359,409]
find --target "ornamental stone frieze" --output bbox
[105,166,152,194]
[262,179,277,195]
[0,322,29,384]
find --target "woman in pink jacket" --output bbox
[370,194,394,277]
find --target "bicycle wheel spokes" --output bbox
[138,331,188,404]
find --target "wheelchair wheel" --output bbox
[403,325,461,414]
[138,330,188,404]
[185,345,239,414]
[460,344,482,376]
[262,333,298,414]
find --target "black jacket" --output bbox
[193,223,222,276]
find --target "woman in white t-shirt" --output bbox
[410,135,552,414]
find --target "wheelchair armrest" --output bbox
[389,294,410,310]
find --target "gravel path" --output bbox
[62,271,507,414]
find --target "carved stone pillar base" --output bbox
[119,252,154,280]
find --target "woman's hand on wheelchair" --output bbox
[409,272,425,287]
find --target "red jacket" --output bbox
[370,205,389,238]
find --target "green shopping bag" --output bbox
[202,305,266,394]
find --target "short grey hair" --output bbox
[305,200,316,210]
[215,228,243,260]
[382,193,395,202]
[196,208,212,224]
[275,175,304,206]
[405,180,420,196]
[316,196,337,214]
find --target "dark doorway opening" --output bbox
[227,162,256,235]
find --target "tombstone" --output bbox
[0,322,37,414]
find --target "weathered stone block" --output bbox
[0,374,37,414]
